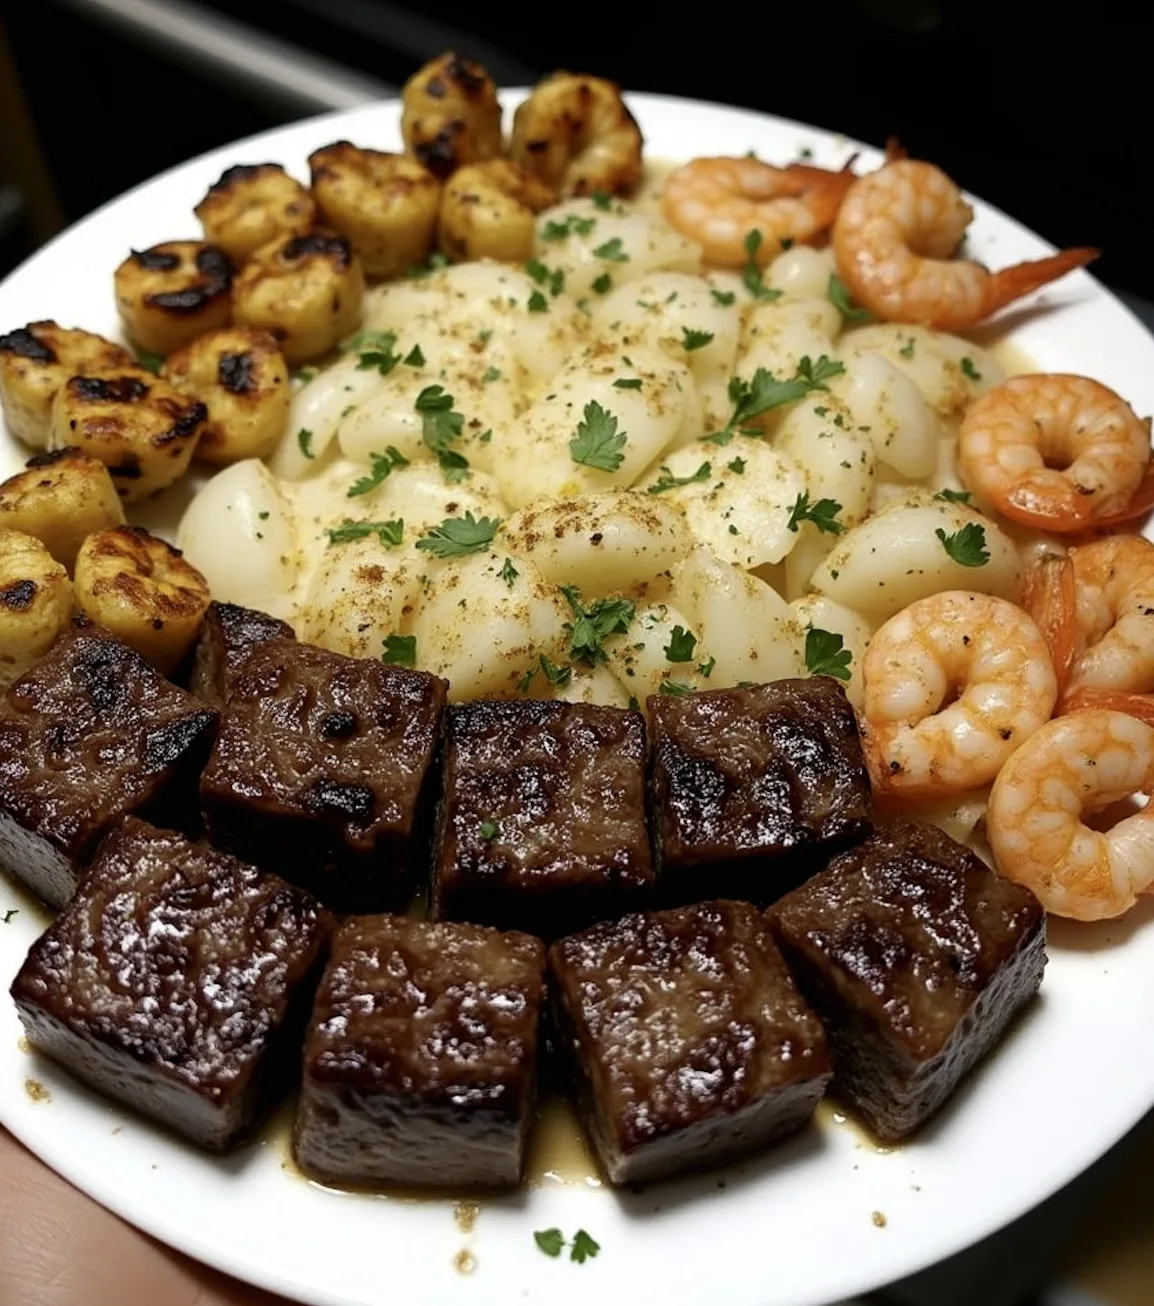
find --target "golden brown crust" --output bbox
[438,159,556,263]
[195,163,318,265]
[401,52,503,180]
[113,242,234,356]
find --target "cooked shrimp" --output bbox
[114,241,234,356]
[1019,550,1076,698]
[401,51,503,180]
[438,159,555,263]
[988,709,1154,919]
[862,590,1057,799]
[194,163,317,265]
[660,156,856,269]
[1059,536,1154,699]
[832,159,1098,329]
[958,375,1151,532]
[510,71,642,198]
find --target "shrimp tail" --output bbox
[1061,688,1154,730]
[1087,454,1154,529]
[981,247,1100,318]
[1020,552,1077,698]
[785,162,859,229]
[884,136,907,162]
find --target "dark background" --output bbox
[1,0,1152,299]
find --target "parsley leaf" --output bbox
[570,1230,600,1264]
[1,908,17,924]
[415,512,501,558]
[406,251,449,279]
[805,628,852,681]
[404,344,425,366]
[327,518,404,547]
[899,337,916,359]
[727,456,746,474]
[741,230,781,302]
[526,257,565,296]
[570,401,627,472]
[591,272,613,295]
[591,191,613,211]
[519,654,573,693]
[935,522,990,567]
[787,491,845,535]
[297,428,315,459]
[347,446,410,497]
[292,365,317,385]
[934,488,972,504]
[647,461,711,494]
[482,365,502,383]
[527,289,549,312]
[698,655,716,679]
[415,385,469,480]
[356,342,402,376]
[541,213,596,240]
[593,237,629,262]
[479,820,499,841]
[710,288,736,307]
[710,355,846,441]
[613,377,642,390]
[135,350,163,375]
[560,586,634,665]
[682,327,715,352]
[827,273,871,324]
[382,633,416,666]
[659,679,694,696]
[499,557,519,587]
[960,356,983,381]
[534,1229,565,1258]
[664,625,697,663]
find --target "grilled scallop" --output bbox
[114,241,234,356]
[309,143,441,280]
[195,162,318,265]
[232,229,364,365]
[74,525,211,672]
[163,327,290,465]
[400,51,503,179]
[0,449,126,569]
[439,159,556,263]
[49,368,207,503]
[0,528,74,690]
[0,322,133,449]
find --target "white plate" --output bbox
[2,92,1153,1306]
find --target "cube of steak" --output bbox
[190,601,295,708]
[432,699,653,940]
[768,820,1046,1141]
[294,914,545,1187]
[9,816,329,1150]
[0,618,218,908]
[200,641,447,912]
[550,899,831,1185]
[648,677,872,906]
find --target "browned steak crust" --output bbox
[293,914,545,1188]
[432,699,654,940]
[0,618,218,907]
[550,899,831,1185]
[769,820,1046,1140]
[199,641,447,912]
[10,816,329,1150]
[189,601,295,708]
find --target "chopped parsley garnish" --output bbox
[534,1229,565,1258]
[664,625,697,663]
[570,401,627,472]
[382,633,416,666]
[355,333,402,376]
[415,385,468,481]
[1,909,17,924]
[797,146,815,160]
[527,289,549,312]
[591,191,613,211]
[482,365,502,383]
[591,272,613,295]
[406,251,449,278]
[698,655,716,679]
[347,445,409,497]
[593,236,629,263]
[827,273,871,324]
[960,356,982,381]
[805,628,852,682]
[741,230,781,302]
[934,488,972,504]
[297,428,315,459]
[899,337,916,359]
[404,344,425,367]
[135,350,163,375]
[936,522,990,567]
[647,461,711,494]
[659,679,694,696]
[682,327,715,352]
[570,1230,600,1264]
[526,257,565,296]
[415,512,501,558]
[479,820,499,841]
[542,213,596,240]
[499,557,519,587]
[706,355,845,443]
[327,518,404,547]
[710,288,736,307]
[727,457,746,475]
[560,586,634,665]
[613,376,642,390]
[292,366,317,385]
[519,654,573,693]
[787,491,845,535]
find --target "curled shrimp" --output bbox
[1019,550,1076,698]
[861,590,1057,799]
[989,709,1154,920]
[958,375,1151,532]
[832,158,1098,329]
[659,156,857,269]
[510,71,642,198]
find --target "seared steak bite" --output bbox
[9,817,329,1150]
[189,600,295,708]
[550,899,831,1185]
[647,678,872,906]
[294,914,546,1188]
[768,820,1046,1141]
[0,618,217,908]
[199,641,447,912]
[432,699,653,940]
